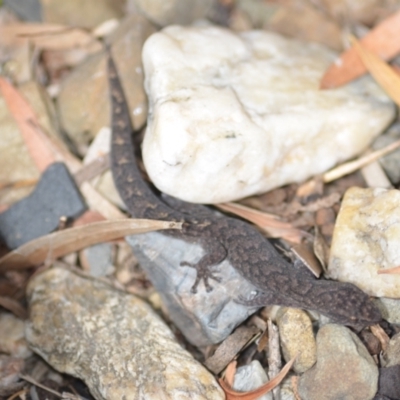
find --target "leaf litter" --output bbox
[1,1,400,399]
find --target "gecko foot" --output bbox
[180,261,222,293]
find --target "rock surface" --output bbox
[57,13,156,150]
[328,187,400,297]
[298,324,378,400]
[131,0,214,27]
[382,333,400,367]
[375,297,400,324]
[126,231,258,346]
[276,308,316,373]
[25,267,224,400]
[141,25,394,204]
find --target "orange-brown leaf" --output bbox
[351,36,400,107]
[219,356,296,400]
[0,77,56,172]
[321,9,400,89]
[377,266,400,275]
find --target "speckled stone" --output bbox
[276,308,316,373]
[25,267,224,400]
[328,187,400,298]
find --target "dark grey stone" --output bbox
[4,0,42,21]
[0,162,86,249]
[378,366,400,400]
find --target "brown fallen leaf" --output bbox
[0,219,182,271]
[377,265,400,274]
[0,296,27,320]
[217,202,305,243]
[370,324,390,352]
[351,36,400,106]
[320,9,400,89]
[219,356,296,400]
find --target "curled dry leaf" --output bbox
[351,35,400,107]
[219,356,296,400]
[0,219,182,271]
[217,202,304,243]
[321,9,400,89]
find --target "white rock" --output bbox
[141,25,394,204]
[328,187,400,298]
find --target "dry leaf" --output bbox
[370,324,390,352]
[321,10,400,89]
[0,296,27,320]
[313,226,330,272]
[0,219,181,271]
[322,139,400,183]
[351,35,400,106]
[217,202,304,243]
[290,242,322,278]
[219,356,296,400]
[377,265,400,274]
[0,23,100,51]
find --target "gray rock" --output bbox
[373,122,400,185]
[4,0,41,21]
[25,267,224,400]
[276,308,316,373]
[378,365,400,399]
[299,324,378,400]
[234,360,273,400]
[126,231,258,346]
[375,297,400,324]
[0,162,86,249]
[132,0,214,27]
[382,332,400,367]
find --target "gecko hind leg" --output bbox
[180,239,227,293]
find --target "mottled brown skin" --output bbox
[107,54,382,328]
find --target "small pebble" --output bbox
[276,308,316,373]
